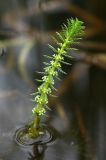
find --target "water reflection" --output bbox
[0,64,94,160]
[0,48,6,57]
[28,145,46,160]
[15,124,54,146]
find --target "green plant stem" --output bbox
[28,115,42,138]
[28,18,84,138]
[34,115,41,129]
[31,38,72,132]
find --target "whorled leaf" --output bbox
[32,18,85,117]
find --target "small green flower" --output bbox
[32,18,85,119]
[32,107,46,116]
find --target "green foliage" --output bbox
[32,18,85,118]
[28,19,84,138]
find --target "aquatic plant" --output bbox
[28,18,85,138]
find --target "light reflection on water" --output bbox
[0,64,91,160]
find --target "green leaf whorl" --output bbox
[32,18,85,117]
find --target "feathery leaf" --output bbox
[60,61,72,66]
[58,68,67,75]
[31,18,85,118]
[43,54,53,59]
[56,32,64,42]
[48,44,57,52]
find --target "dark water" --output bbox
[0,64,90,160]
[1,62,106,160]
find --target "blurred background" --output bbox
[0,0,106,160]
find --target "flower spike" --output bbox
[28,18,85,138]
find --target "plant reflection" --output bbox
[28,144,47,160]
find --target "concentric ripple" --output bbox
[14,124,53,147]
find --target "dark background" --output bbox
[0,0,106,159]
